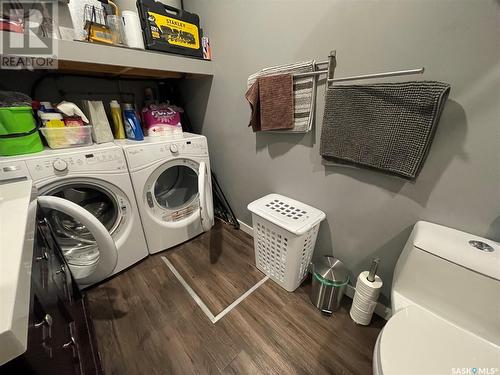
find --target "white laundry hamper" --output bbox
[248,194,326,292]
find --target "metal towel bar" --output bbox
[294,50,425,86]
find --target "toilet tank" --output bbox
[392,221,500,345]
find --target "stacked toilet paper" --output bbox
[350,271,383,325]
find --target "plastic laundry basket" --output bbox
[248,194,326,292]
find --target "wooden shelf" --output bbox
[0,32,213,79]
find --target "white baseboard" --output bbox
[237,218,392,320]
[237,219,254,236]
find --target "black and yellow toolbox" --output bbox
[137,0,203,58]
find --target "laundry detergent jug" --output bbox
[123,103,144,141]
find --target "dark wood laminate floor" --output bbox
[165,221,266,314]
[86,221,385,375]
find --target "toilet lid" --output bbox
[377,305,500,375]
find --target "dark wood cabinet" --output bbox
[1,209,102,375]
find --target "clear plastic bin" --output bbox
[39,126,93,149]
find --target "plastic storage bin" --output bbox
[248,194,326,292]
[40,126,93,149]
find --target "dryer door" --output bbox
[147,158,200,225]
[146,157,213,229]
[198,161,214,232]
[37,196,118,285]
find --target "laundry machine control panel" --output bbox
[158,139,208,155]
[26,149,127,180]
[125,137,209,170]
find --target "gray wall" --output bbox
[182,0,500,303]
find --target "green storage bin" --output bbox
[0,106,44,156]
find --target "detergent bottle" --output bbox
[122,103,144,141]
[110,100,126,139]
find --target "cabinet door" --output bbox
[32,225,50,292]
[35,220,73,304]
[37,212,103,375]
[36,218,82,374]
[1,295,55,374]
[30,220,82,375]
[1,212,102,374]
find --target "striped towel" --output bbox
[247,60,316,133]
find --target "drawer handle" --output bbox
[34,314,53,328]
[35,251,49,261]
[55,265,66,275]
[62,335,76,349]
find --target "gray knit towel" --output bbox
[248,60,316,133]
[320,81,451,180]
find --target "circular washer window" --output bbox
[154,164,198,210]
[43,184,119,266]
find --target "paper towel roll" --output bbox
[350,271,383,325]
[112,0,138,12]
[122,11,145,50]
[114,0,182,10]
[161,0,182,8]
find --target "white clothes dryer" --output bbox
[0,144,148,287]
[117,133,214,254]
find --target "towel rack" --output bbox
[294,50,425,87]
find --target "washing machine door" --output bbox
[148,158,213,230]
[37,196,118,285]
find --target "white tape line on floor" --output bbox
[161,256,269,324]
[212,275,269,323]
[161,256,216,322]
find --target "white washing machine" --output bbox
[118,133,214,254]
[0,144,149,287]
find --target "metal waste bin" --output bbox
[310,256,349,315]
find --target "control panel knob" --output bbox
[53,159,68,172]
[170,144,179,154]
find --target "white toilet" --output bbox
[373,221,500,375]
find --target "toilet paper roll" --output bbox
[357,271,383,293]
[122,11,145,50]
[350,271,383,325]
[350,304,374,325]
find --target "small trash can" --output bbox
[310,256,349,315]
